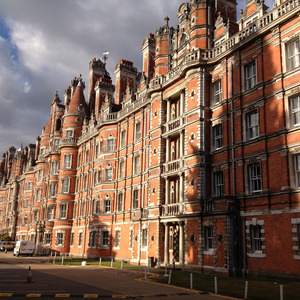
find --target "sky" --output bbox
[0,0,274,155]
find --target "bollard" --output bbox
[244,281,248,299]
[25,266,33,283]
[53,257,56,264]
[50,252,53,257]
[190,273,193,289]
[65,253,67,259]
[164,264,169,277]
[99,258,102,265]
[61,257,64,265]
[121,261,123,269]
[168,270,172,285]
[214,277,218,294]
[280,285,283,300]
[111,259,113,268]
[70,253,73,260]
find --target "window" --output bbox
[212,80,222,105]
[213,124,223,149]
[78,232,83,246]
[104,200,111,213]
[24,216,28,226]
[66,130,73,137]
[105,168,113,182]
[291,95,300,127]
[107,139,114,152]
[117,193,123,212]
[28,181,32,190]
[85,150,89,164]
[102,231,109,246]
[83,174,87,190]
[246,111,259,140]
[286,39,300,71]
[99,141,103,153]
[78,154,81,167]
[250,225,262,253]
[129,229,134,249]
[95,144,99,159]
[62,178,70,194]
[204,227,213,251]
[49,183,57,197]
[245,61,256,90]
[38,170,43,182]
[95,200,100,214]
[142,228,148,247]
[56,232,64,246]
[59,203,67,219]
[36,189,42,202]
[47,207,54,220]
[64,154,72,169]
[70,232,74,246]
[133,190,139,209]
[97,170,102,183]
[214,171,224,197]
[248,163,262,194]
[120,130,126,148]
[295,154,300,188]
[52,161,58,175]
[119,160,125,179]
[134,155,140,175]
[45,233,51,245]
[135,122,141,141]
[114,230,120,247]
[89,231,97,247]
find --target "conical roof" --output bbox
[66,79,87,115]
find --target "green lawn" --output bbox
[156,271,300,300]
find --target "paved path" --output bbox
[0,252,240,300]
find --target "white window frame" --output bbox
[291,95,300,127]
[120,130,126,148]
[213,123,223,150]
[212,79,222,105]
[134,155,140,175]
[52,161,58,175]
[62,178,70,194]
[204,226,213,251]
[59,203,67,219]
[119,160,125,179]
[135,122,141,141]
[117,193,123,212]
[245,60,257,90]
[248,163,262,194]
[56,232,64,246]
[286,38,300,71]
[133,190,139,209]
[246,110,259,140]
[250,225,262,254]
[64,154,72,169]
[295,154,300,189]
[66,130,73,137]
[214,171,224,197]
[107,139,115,152]
[49,183,57,198]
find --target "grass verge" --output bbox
[155,270,300,300]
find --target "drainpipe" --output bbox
[230,58,238,276]
[201,67,206,273]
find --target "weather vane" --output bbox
[102,51,109,64]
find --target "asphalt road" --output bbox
[0,251,239,300]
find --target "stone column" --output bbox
[180,173,184,203]
[165,177,170,205]
[180,90,185,115]
[166,138,170,162]
[167,99,171,123]
[179,222,184,265]
[164,223,169,265]
[180,130,184,158]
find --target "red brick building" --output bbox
[0,0,300,277]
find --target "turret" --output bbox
[141,33,156,82]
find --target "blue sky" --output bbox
[0,0,275,154]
